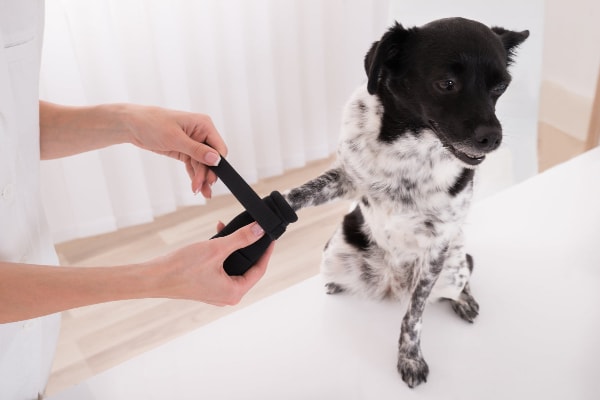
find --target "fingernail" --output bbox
[205,152,221,167]
[251,223,265,237]
[193,187,201,196]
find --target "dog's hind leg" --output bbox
[447,254,479,322]
[325,282,346,294]
[319,223,373,297]
[430,237,480,322]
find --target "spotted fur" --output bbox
[285,18,528,388]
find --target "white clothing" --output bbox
[0,1,61,399]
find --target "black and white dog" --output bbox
[284,18,528,388]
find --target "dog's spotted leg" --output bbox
[450,283,479,322]
[448,254,479,322]
[284,167,355,212]
[325,282,346,294]
[397,247,447,388]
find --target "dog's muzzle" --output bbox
[428,120,501,166]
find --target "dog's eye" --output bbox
[491,82,508,95]
[436,80,457,92]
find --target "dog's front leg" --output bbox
[397,246,448,388]
[284,167,355,212]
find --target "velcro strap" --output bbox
[210,157,281,235]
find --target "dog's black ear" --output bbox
[491,27,530,64]
[364,22,411,95]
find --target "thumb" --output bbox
[217,222,266,256]
[174,134,222,167]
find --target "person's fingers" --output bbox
[189,159,219,197]
[206,170,218,186]
[184,158,195,183]
[200,179,212,199]
[187,159,203,195]
[191,174,206,196]
[216,221,225,232]
[214,222,265,256]
[175,135,221,197]
[173,134,222,168]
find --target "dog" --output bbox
[283,18,528,388]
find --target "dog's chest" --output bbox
[361,200,462,260]
[353,163,471,295]
[339,86,465,200]
[339,87,473,258]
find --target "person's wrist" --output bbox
[134,259,168,299]
[105,103,143,146]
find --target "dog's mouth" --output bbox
[428,120,486,166]
[445,145,486,166]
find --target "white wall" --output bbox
[539,0,600,141]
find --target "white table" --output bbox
[49,149,600,400]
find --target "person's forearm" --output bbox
[39,101,130,160]
[0,223,272,323]
[0,261,157,323]
[39,100,227,196]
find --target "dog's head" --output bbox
[364,18,529,166]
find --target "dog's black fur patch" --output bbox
[342,206,370,252]
[448,168,475,196]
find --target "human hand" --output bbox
[123,105,227,198]
[148,222,274,306]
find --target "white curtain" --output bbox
[39,0,392,243]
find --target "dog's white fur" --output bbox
[322,84,473,302]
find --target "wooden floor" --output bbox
[45,125,586,396]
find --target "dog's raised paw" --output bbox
[325,282,345,295]
[397,355,429,388]
[450,291,480,323]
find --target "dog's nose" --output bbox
[473,126,502,153]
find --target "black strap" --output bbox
[209,157,281,234]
